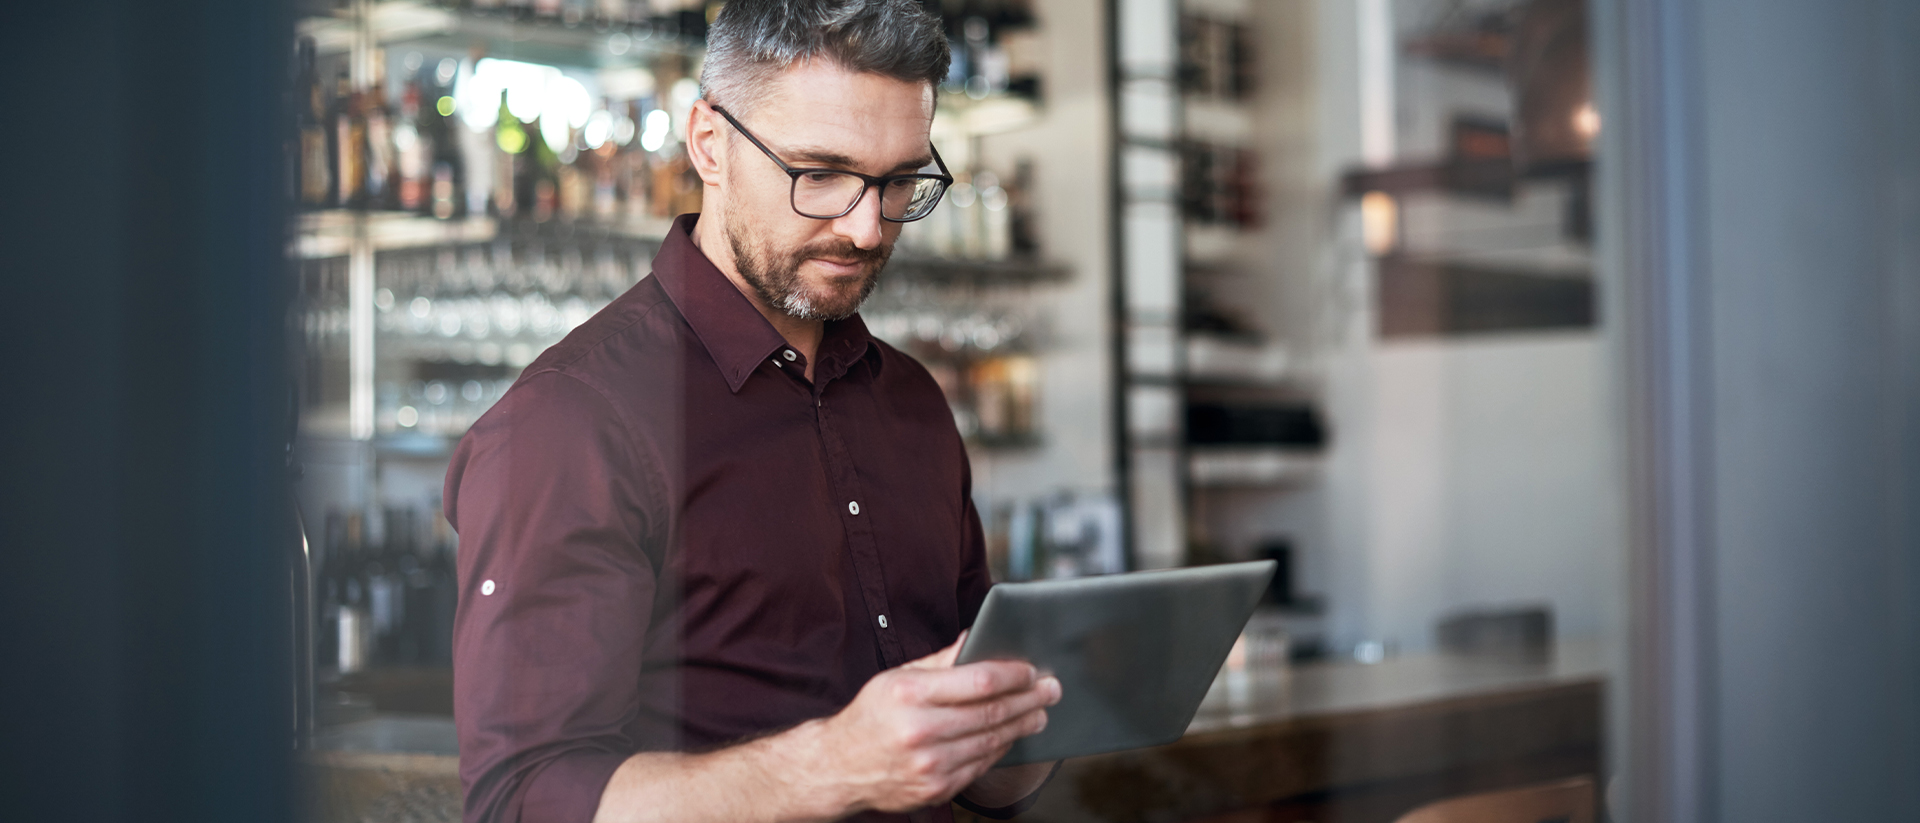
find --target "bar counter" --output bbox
[992,640,1606,823]
[307,642,1605,823]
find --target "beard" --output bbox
[724,198,892,322]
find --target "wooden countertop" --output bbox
[1189,639,1604,735]
[308,642,1607,823]
[1004,641,1608,823]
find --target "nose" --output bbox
[830,182,887,250]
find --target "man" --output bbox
[444,2,1061,822]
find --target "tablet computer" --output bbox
[955,560,1276,765]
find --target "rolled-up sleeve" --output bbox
[445,370,660,823]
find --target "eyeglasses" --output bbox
[711,104,953,223]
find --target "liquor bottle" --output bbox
[365,80,396,210]
[623,99,654,220]
[527,115,561,222]
[555,122,590,221]
[492,89,524,218]
[456,81,493,218]
[395,81,432,212]
[362,509,404,667]
[295,38,332,208]
[386,506,424,665]
[584,137,611,222]
[331,71,367,209]
[336,512,370,673]
[1009,158,1040,256]
[424,509,459,665]
[314,510,346,672]
[424,73,467,219]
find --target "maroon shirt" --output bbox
[446,215,994,823]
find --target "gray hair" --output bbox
[699,0,950,116]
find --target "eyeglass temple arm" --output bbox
[715,102,951,182]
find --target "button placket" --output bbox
[812,382,903,666]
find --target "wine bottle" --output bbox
[332,71,367,209]
[385,506,422,666]
[395,81,431,212]
[295,39,332,208]
[364,77,396,210]
[425,73,467,219]
[337,512,370,673]
[492,89,524,218]
[425,509,458,665]
[528,115,560,222]
[363,509,402,667]
[315,510,345,673]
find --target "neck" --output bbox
[691,213,826,379]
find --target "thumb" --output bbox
[903,630,967,670]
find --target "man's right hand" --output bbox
[796,632,1062,816]
[591,635,1061,823]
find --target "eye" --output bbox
[801,172,841,185]
[885,178,918,191]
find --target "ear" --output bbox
[686,99,725,188]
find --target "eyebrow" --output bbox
[780,145,936,175]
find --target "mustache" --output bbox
[793,239,890,267]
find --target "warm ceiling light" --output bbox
[1361,191,1399,256]
[1574,103,1602,140]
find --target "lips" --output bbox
[810,257,873,276]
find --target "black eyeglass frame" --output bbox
[710,104,954,223]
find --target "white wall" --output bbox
[1325,334,1620,652]
[1306,0,1625,654]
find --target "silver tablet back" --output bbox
[956,560,1276,765]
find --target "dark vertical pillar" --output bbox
[1610,0,1920,820]
[0,1,294,821]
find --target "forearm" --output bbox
[958,760,1057,812]
[591,720,849,823]
[590,644,1059,822]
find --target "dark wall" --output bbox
[1694,0,1920,818]
[1609,0,1920,820]
[0,2,294,821]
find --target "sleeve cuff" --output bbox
[520,748,632,823]
[952,760,1063,820]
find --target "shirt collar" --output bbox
[650,214,878,392]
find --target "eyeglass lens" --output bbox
[792,172,946,221]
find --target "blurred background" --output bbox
[2,0,1915,822]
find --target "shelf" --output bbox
[1184,221,1249,264]
[1376,255,1594,338]
[294,210,673,258]
[1184,335,1312,385]
[1188,447,1322,488]
[1182,96,1254,146]
[885,254,1070,286]
[298,1,702,68]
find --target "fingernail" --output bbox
[1045,676,1062,702]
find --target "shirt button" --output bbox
[878,614,890,629]
[783,349,798,362]
[481,579,496,596]
[848,501,861,516]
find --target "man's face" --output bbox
[715,63,935,322]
